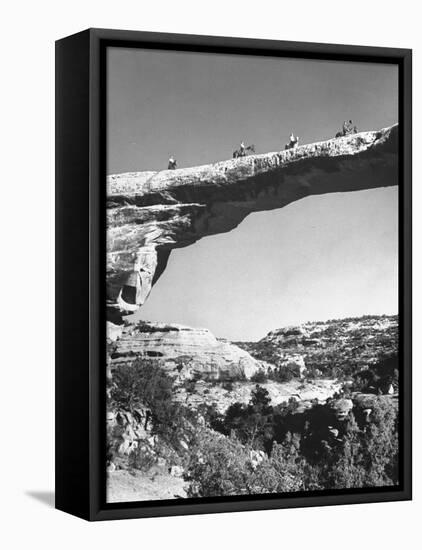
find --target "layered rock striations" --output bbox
[107,321,263,380]
[107,315,398,384]
[107,125,399,310]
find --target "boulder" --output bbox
[107,404,152,461]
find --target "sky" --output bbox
[107,47,398,341]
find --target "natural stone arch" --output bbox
[106,125,398,313]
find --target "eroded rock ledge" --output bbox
[107,321,262,380]
[107,125,398,309]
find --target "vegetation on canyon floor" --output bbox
[107,316,400,499]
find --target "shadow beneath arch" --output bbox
[26,491,55,508]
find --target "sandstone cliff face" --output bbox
[107,125,398,310]
[107,321,262,380]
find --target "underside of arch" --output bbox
[106,125,398,314]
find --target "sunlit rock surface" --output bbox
[107,125,398,310]
[107,321,263,380]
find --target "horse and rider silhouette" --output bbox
[167,122,358,169]
[233,143,255,158]
[335,120,358,138]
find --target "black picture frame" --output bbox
[55,28,412,521]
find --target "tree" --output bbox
[360,397,399,486]
[111,359,172,414]
[221,385,274,450]
[247,385,274,450]
[110,358,188,446]
[352,353,399,393]
[326,414,367,489]
[325,398,399,489]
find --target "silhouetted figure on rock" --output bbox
[336,120,358,138]
[285,133,299,150]
[168,156,177,170]
[233,142,255,158]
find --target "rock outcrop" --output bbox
[107,321,263,380]
[237,314,398,376]
[107,407,152,460]
[107,125,399,310]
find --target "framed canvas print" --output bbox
[55,28,412,521]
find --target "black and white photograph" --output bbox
[105,46,402,504]
[2,0,420,542]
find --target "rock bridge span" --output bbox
[106,125,398,312]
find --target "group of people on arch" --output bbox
[167,120,358,169]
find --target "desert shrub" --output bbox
[267,365,296,383]
[250,437,307,493]
[110,358,191,446]
[128,443,157,472]
[185,431,255,497]
[250,369,268,383]
[186,430,309,497]
[110,359,171,411]
[173,355,194,372]
[197,403,225,431]
[129,437,184,473]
